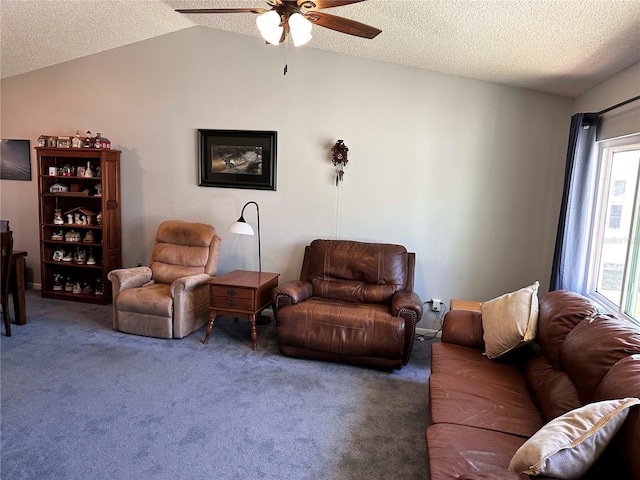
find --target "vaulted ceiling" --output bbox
[2,0,639,98]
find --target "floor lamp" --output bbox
[227,201,270,324]
[227,201,261,273]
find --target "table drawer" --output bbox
[211,296,254,311]
[211,285,254,300]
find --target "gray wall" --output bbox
[1,26,578,329]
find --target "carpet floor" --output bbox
[1,291,435,480]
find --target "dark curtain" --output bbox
[549,113,599,292]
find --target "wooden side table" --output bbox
[449,299,482,312]
[204,270,280,350]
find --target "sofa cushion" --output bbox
[536,290,597,368]
[561,314,640,402]
[429,372,544,437]
[426,423,528,480]
[524,354,582,422]
[481,282,539,359]
[431,342,528,389]
[509,397,640,478]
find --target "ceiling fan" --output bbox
[176,0,382,47]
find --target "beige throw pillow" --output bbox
[481,281,539,359]
[509,397,640,479]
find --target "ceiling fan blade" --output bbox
[306,11,381,39]
[175,8,267,14]
[300,0,366,9]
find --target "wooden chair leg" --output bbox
[2,300,11,336]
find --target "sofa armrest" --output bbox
[108,266,152,293]
[441,309,485,349]
[391,291,423,320]
[170,273,212,296]
[272,281,313,313]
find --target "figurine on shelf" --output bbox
[62,251,73,262]
[95,278,104,296]
[94,133,103,149]
[52,249,64,262]
[67,214,74,224]
[84,162,94,178]
[83,230,94,243]
[65,230,81,242]
[73,282,82,294]
[94,183,102,196]
[81,281,93,295]
[72,131,83,148]
[96,212,103,226]
[84,131,92,148]
[53,209,64,225]
[86,248,96,265]
[74,247,86,264]
[53,274,64,291]
[51,230,63,240]
[65,277,74,292]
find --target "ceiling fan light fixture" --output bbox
[289,12,313,47]
[256,10,283,45]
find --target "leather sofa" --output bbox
[426,290,640,479]
[272,239,423,370]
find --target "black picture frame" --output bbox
[198,129,277,190]
[0,139,31,181]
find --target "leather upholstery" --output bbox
[426,290,640,480]
[272,239,423,369]
[108,220,221,339]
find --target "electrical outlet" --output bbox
[431,298,441,312]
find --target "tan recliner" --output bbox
[108,220,221,339]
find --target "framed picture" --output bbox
[0,139,31,181]
[198,129,277,190]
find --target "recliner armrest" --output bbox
[391,291,423,319]
[170,273,212,295]
[108,266,152,292]
[272,281,313,313]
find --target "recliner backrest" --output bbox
[150,220,220,284]
[301,239,409,304]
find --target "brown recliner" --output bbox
[108,220,221,339]
[272,239,423,369]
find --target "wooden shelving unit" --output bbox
[36,147,121,304]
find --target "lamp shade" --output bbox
[256,10,283,45]
[289,13,312,47]
[227,220,254,236]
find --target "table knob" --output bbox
[227,300,236,307]
[227,289,237,296]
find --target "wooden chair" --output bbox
[1,230,14,336]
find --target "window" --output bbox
[588,137,640,323]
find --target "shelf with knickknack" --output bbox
[36,147,121,304]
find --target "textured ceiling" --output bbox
[2,0,639,98]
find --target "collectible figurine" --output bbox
[53,274,64,291]
[65,277,74,292]
[73,282,82,294]
[53,209,64,225]
[86,248,96,265]
[95,278,103,295]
